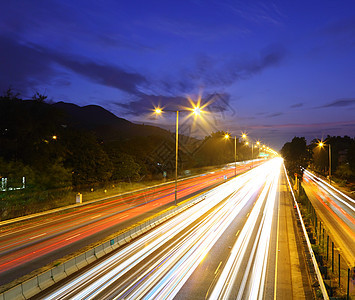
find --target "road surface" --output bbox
[0,162,257,286]
[38,158,312,299]
[302,169,355,267]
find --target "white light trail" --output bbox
[44,159,283,300]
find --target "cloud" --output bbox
[290,103,303,108]
[116,92,234,116]
[178,45,286,89]
[321,17,355,48]
[53,56,147,94]
[0,36,54,93]
[318,98,355,108]
[267,112,283,118]
[0,35,147,95]
[250,120,355,130]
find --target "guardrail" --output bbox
[283,164,329,300]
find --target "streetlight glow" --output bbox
[154,107,162,114]
[193,106,201,115]
[224,133,230,139]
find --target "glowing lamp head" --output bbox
[154,108,162,114]
[318,141,324,147]
[242,133,247,139]
[224,134,230,139]
[193,106,201,115]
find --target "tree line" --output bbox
[0,90,256,193]
[281,136,355,182]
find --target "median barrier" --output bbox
[51,264,66,282]
[64,258,78,276]
[0,292,3,300]
[94,244,105,259]
[111,237,120,250]
[21,276,40,299]
[2,285,24,300]
[118,238,126,247]
[38,269,54,291]
[85,248,96,264]
[102,241,113,255]
[130,230,140,239]
[75,253,88,269]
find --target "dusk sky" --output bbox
[1,0,355,150]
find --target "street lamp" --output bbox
[241,133,262,167]
[318,141,332,184]
[224,133,237,177]
[154,105,202,205]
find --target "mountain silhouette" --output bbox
[53,101,171,141]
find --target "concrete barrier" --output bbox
[130,230,140,239]
[85,248,96,264]
[111,237,120,250]
[64,258,79,276]
[38,269,55,291]
[21,276,40,299]
[51,264,66,283]
[94,244,105,258]
[2,285,24,300]
[102,241,113,255]
[75,253,88,269]
[118,238,126,247]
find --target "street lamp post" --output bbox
[242,133,261,168]
[224,133,237,177]
[175,111,179,205]
[318,141,331,184]
[155,106,201,205]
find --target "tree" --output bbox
[335,164,353,180]
[281,137,311,177]
[63,130,113,187]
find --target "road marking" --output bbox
[29,233,47,240]
[66,234,80,241]
[90,214,101,219]
[246,212,250,217]
[119,214,129,219]
[235,230,240,237]
[215,261,222,275]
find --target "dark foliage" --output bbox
[281,137,312,177]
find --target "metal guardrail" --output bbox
[283,164,329,300]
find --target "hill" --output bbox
[53,102,171,141]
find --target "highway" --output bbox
[0,162,258,286]
[38,157,311,299]
[302,170,355,266]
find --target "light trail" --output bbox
[302,169,355,267]
[303,170,355,212]
[210,158,281,299]
[42,159,283,300]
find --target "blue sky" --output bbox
[1,0,355,149]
